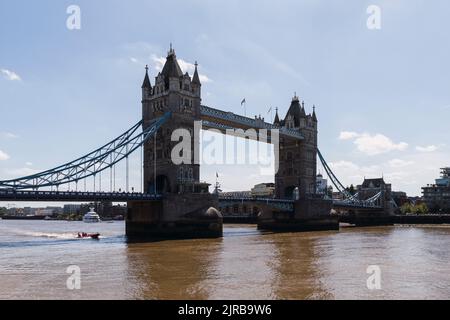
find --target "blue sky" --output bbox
[1,0,449,207]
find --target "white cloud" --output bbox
[326,160,382,188]
[384,171,411,182]
[6,167,41,177]
[151,54,212,83]
[324,149,450,197]
[129,57,139,63]
[329,160,359,171]
[339,131,360,140]
[388,159,414,168]
[416,145,438,153]
[340,131,408,155]
[1,68,21,81]
[355,134,408,155]
[0,132,18,139]
[25,162,33,166]
[0,150,10,161]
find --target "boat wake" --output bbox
[21,231,77,239]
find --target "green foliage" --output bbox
[0,207,6,216]
[400,203,429,215]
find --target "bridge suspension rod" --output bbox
[317,149,359,202]
[0,113,171,190]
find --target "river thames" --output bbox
[0,220,449,300]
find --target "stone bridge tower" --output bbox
[141,46,203,195]
[127,46,222,240]
[274,95,318,199]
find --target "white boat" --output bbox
[83,208,101,223]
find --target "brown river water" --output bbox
[0,220,449,300]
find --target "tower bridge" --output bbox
[0,47,395,239]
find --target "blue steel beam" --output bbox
[0,112,171,190]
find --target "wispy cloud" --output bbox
[328,160,381,185]
[388,159,414,168]
[0,150,10,161]
[339,131,360,140]
[1,68,21,81]
[150,54,212,83]
[0,132,19,139]
[5,167,41,177]
[416,145,438,153]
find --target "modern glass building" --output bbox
[422,168,450,213]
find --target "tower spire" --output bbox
[274,107,280,126]
[192,60,201,85]
[312,104,317,122]
[141,65,151,89]
[168,43,175,57]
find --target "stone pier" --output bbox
[126,193,223,240]
[258,198,339,232]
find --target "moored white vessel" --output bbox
[83,207,101,223]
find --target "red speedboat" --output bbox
[77,232,100,240]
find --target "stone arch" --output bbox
[284,186,297,199]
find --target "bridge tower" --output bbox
[258,95,337,232]
[142,47,202,194]
[127,46,222,240]
[274,95,318,199]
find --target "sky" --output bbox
[1,0,449,207]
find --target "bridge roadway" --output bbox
[218,197,383,212]
[0,189,162,202]
[0,189,383,213]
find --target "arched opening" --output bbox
[284,186,297,199]
[148,175,171,194]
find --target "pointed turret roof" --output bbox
[312,105,317,122]
[161,45,183,79]
[141,65,151,89]
[300,101,306,117]
[192,61,201,86]
[284,94,302,127]
[274,108,280,125]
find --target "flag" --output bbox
[267,107,272,114]
[241,98,246,106]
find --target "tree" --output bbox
[400,203,429,215]
[346,184,356,195]
[400,203,413,214]
[415,203,429,214]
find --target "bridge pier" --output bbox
[126,193,223,240]
[258,198,339,232]
[339,209,394,226]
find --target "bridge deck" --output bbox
[0,190,162,202]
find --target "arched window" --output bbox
[287,152,293,161]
